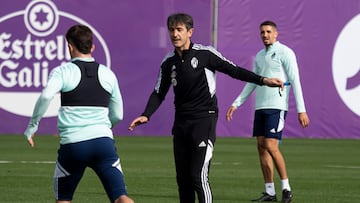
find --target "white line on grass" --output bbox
[0,160,55,164]
[211,162,242,165]
[324,165,360,169]
[0,161,13,163]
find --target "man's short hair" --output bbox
[260,21,277,30]
[167,13,193,31]
[65,24,93,54]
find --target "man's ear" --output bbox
[91,44,95,53]
[68,43,74,53]
[188,28,194,37]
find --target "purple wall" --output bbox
[0,0,359,139]
[0,0,212,136]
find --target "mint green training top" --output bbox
[24,57,124,144]
[232,41,306,113]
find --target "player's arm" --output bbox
[24,68,63,147]
[108,75,124,128]
[298,112,310,128]
[282,49,309,127]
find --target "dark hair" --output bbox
[260,21,277,30]
[65,24,93,54]
[167,13,193,31]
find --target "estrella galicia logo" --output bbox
[0,0,111,117]
[332,13,360,116]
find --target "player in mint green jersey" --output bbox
[24,24,134,203]
[226,21,310,203]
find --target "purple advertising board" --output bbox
[0,0,359,139]
[215,0,360,139]
[0,0,212,136]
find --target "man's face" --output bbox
[168,23,193,51]
[260,25,278,47]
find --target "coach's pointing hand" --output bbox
[128,116,149,131]
[263,77,284,89]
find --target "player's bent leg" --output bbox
[94,157,131,203]
[53,160,85,203]
[90,138,133,202]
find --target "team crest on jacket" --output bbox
[191,57,199,69]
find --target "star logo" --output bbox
[0,0,111,117]
[35,8,48,26]
[24,0,59,37]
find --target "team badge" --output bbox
[191,57,199,69]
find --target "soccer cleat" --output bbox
[281,189,293,203]
[251,192,277,202]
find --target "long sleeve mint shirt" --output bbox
[24,57,123,144]
[232,41,306,113]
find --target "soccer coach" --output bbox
[129,13,284,203]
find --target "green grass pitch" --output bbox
[0,135,359,202]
